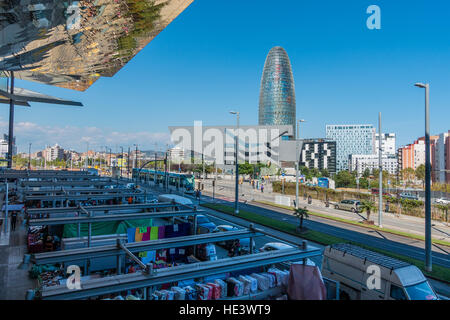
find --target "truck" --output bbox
[321,243,438,300]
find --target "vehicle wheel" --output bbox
[351,208,356,213]
[335,205,339,209]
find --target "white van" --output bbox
[321,243,438,300]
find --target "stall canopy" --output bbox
[0,0,194,91]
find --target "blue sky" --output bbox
[2,0,450,153]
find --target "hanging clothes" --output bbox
[150,226,159,240]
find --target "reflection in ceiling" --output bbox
[0,0,194,91]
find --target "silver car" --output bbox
[335,199,362,213]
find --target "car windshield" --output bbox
[197,216,210,224]
[404,281,438,300]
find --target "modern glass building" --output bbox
[326,124,376,172]
[258,47,296,133]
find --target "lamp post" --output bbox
[28,143,32,170]
[230,111,240,215]
[120,146,124,179]
[296,120,306,209]
[7,72,15,169]
[378,112,383,228]
[414,82,432,272]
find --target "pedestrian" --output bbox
[11,211,17,231]
[261,184,264,193]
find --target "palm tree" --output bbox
[294,206,310,230]
[360,200,376,222]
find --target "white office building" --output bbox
[45,144,65,161]
[435,131,450,183]
[326,124,376,172]
[349,154,398,176]
[0,134,16,158]
[375,133,396,156]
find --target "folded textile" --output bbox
[226,277,244,297]
[261,273,276,288]
[244,275,258,293]
[214,279,227,298]
[238,275,251,295]
[195,284,211,300]
[171,287,186,300]
[267,268,285,286]
[250,273,270,291]
[206,282,221,300]
[184,286,197,300]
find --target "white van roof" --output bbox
[158,194,193,206]
[329,243,410,270]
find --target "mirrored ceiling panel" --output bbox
[0,0,193,91]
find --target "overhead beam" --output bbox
[40,247,321,300]
[26,203,176,215]
[32,230,264,265]
[24,191,144,202]
[21,180,113,187]
[28,209,204,226]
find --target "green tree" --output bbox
[360,200,376,221]
[238,163,254,175]
[320,168,330,178]
[359,178,369,189]
[402,168,415,184]
[362,168,371,179]
[415,164,426,187]
[294,206,310,230]
[335,170,356,188]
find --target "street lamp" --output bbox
[296,120,306,209]
[296,119,306,140]
[120,146,124,178]
[230,111,240,215]
[414,82,432,272]
[378,112,383,228]
[28,143,32,170]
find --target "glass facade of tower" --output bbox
[326,124,376,172]
[258,47,296,129]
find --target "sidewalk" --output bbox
[0,219,36,300]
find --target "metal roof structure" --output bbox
[329,243,410,270]
[0,86,82,106]
[23,188,139,196]
[24,190,144,202]
[21,180,114,187]
[0,0,194,91]
[32,229,264,265]
[40,246,321,300]
[28,208,204,226]
[27,202,182,215]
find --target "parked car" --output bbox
[322,243,438,300]
[400,193,419,201]
[259,242,293,252]
[334,199,362,213]
[435,198,450,205]
[259,242,316,266]
[212,225,255,253]
[188,214,216,234]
